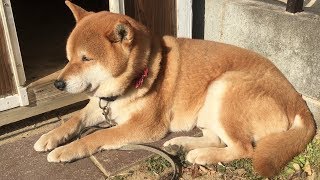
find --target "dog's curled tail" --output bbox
[252,100,316,177]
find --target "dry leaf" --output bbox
[199,165,209,173]
[234,168,246,176]
[303,161,312,176]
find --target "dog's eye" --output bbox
[82,55,92,61]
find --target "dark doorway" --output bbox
[11,0,109,83]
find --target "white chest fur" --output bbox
[108,98,147,125]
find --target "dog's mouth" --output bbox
[84,83,93,92]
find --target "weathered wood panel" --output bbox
[0,73,88,126]
[125,0,176,36]
[0,17,15,97]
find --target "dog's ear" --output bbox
[65,1,90,22]
[109,20,134,46]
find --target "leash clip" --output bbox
[99,98,117,127]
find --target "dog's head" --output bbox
[54,1,152,98]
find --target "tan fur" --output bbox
[34,1,316,177]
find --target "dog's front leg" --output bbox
[34,99,105,152]
[34,113,84,152]
[47,117,167,162]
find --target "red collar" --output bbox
[135,68,149,88]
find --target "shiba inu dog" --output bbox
[34,1,316,177]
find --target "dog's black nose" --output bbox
[54,80,66,91]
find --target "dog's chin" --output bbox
[87,87,106,98]
[65,84,92,94]
[87,86,120,99]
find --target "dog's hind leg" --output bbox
[186,141,253,165]
[34,98,105,152]
[163,129,225,155]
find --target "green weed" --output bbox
[145,155,171,175]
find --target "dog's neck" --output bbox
[100,67,149,102]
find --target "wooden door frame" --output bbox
[0,0,28,111]
[109,0,193,38]
[176,0,192,38]
[109,0,125,14]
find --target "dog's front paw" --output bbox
[47,143,81,162]
[47,146,72,162]
[47,141,90,162]
[34,132,62,152]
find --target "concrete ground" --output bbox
[0,104,319,180]
[0,105,200,180]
